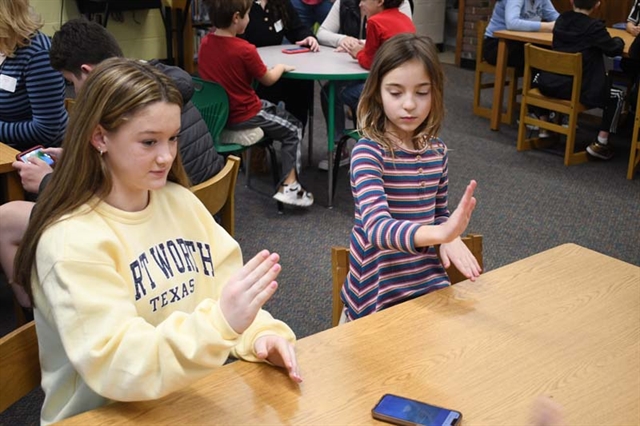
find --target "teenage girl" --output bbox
[342,33,481,322]
[14,58,301,425]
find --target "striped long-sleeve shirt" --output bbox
[0,32,67,150]
[342,138,451,320]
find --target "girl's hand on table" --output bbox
[254,335,303,383]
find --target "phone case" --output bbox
[16,145,55,166]
[282,47,310,54]
[372,394,462,426]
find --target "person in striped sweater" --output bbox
[0,0,67,150]
[341,33,481,322]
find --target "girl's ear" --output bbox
[90,125,108,153]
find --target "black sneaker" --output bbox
[586,141,614,160]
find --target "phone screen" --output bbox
[373,394,461,426]
[20,148,54,166]
[282,47,310,53]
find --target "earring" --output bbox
[99,149,104,156]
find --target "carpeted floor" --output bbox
[1,63,639,425]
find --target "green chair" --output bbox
[191,77,283,212]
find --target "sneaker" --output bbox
[318,149,350,171]
[517,112,540,131]
[273,182,314,207]
[586,141,614,160]
[538,129,551,138]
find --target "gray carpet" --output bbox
[1,63,639,424]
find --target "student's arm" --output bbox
[627,2,640,37]
[540,0,559,23]
[283,0,315,44]
[0,49,68,149]
[257,64,295,86]
[355,21,381,69]
[316,0,346,47]
[590,21,625,57]
[351,141,476,252]
[504,0,551,32]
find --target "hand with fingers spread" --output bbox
[414,180,478,247]
[219,250,281,334]
[254,335,303,383]
[437,180,477,244]
[440,237,482,282]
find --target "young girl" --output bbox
[342,33,481,321]
[14,58,301,425]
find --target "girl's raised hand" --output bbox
[219,250,281,334]
[254,335,303,383]
[440,180,477,243]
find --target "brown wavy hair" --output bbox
[14,58,189,303]
[357,33,445,152]
[0,0,43,56]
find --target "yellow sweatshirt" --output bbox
[31,182,295,425]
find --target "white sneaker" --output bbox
[318,151,350,171]
[273,182,314,207]
[538,129,551,138]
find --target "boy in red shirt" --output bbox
[347,0,416,70]
[198,0,313,207]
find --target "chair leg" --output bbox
[506,69,518,125]
[332,135,350,198]
[516,98,530,151]
[473,69,483,116]
[265,144,284,213]
[564,113,588,166]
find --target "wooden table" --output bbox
[0,142,24,202]
[258,45,369,208]
[59,244,640,425]
[490,28,635,131]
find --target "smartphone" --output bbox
[282,46,310,54]
[16,145,55,166]
[372,394,462,426]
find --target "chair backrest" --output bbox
[523,44,583,105]
[476,20,489,64]
[0,321,40,412]
[330,234,484,327]
[190,155,241,237]
[191,77,229,142]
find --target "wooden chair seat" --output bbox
[473,21,521,125]
[331,234,484,327]
[517,44,588,166]
[190,155,241,237]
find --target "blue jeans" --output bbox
[290,0,334,28]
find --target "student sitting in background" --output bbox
[14,58,302,425]
[198,0,314,207]
[0,0,67,150]
[342,33,481,322]
[240,0,319,131]
[537,0,624,160]
[314,0,414,171]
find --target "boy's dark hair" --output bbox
[205,0,252,29]
[572,0,599,10]
[383,0,404,9]
[50,18,123,77]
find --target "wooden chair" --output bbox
[64,98,75,113]
[517,44,588,166]
[0,321,40,412]
[190,155,241,237]
[628,89,640,179]
[473,20,520,125]
[330,234,484,327]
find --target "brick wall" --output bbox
[461,0,493,63]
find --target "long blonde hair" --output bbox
[15,58,189,302]
[357,33,445,152]
[0,0,43,56]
